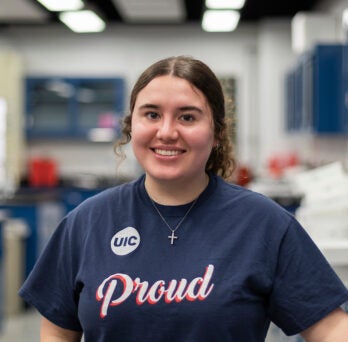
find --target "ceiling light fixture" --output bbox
[112,0,185,23]
[59,10,106,33]
[205,0,245,10]
[36,0,84,12]
[202,10,240,32]
[342,8,348,29]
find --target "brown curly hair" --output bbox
[115,55,236,179]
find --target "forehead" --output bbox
[136,75,207,104]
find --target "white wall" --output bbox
[0,14,347,181]
[256,20,297,170]
[0,50,25,192]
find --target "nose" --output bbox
[156,116,178,141]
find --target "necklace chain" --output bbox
[149,197,198,245]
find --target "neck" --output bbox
[145,173,209,205]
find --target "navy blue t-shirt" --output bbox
[19,174,348,341]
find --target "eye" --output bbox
[180,114,195,122]
[146,112,160,120]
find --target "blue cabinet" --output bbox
[25,77,125,139]
[285,62,305,132]
[0,203,39,278]
[0,187,102,278]
[285,52,312,133]
[285,44,348,134]
[285,68,297,131]
[312,45,347,133]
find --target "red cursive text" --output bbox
[96,264,215,318]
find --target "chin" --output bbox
[149,170,198,183]
[146,167,179,178]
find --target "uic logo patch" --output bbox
[111,227,140,256]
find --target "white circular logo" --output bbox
[111,227,140,256]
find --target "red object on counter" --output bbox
[268,152,299,178]
[234,165,253,186]
[28,157,58,187]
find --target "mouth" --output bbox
[152,148,185,156]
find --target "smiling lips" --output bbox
[153,148,185,156]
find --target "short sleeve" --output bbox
[268,218,348,336]
[19,216,83,331]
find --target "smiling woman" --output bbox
[130,74,217,204]
[116,56,235,186]
[19,56,348,342]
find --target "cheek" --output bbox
[188,127,215,153]
[131,126,148,166]
[131,121,154,150]
[131,120,145,141]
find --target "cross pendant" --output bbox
[168,231,178,245]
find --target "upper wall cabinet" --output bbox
[285,44,348,134]
[25,77,125,140]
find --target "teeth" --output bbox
[155,149,180,156]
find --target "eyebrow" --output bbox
[179,106,203,114]
[139,103,203,114]
[138,103,159,110]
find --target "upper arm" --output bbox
[40,317,83,342]
[300,308,348,342]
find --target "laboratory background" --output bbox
[0,0,348,341]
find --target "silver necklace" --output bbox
[149,197,198,245]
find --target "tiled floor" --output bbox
[0,309,40,341]
[0,310,88,342]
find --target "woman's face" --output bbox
[131,75,216,185]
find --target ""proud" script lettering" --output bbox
[96,264,215,318]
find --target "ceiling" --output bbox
[0,0,322,29]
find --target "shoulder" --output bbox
[66,176,143,221]
[216,176,291,216]
[79,177,140,206]
[210,176,297,239]
[53,177,143,243]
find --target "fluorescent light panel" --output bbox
[343,9,348,28]
[59,10,106,33]
[205,0,245,10]
[202,10,240,32]
[113,0,185,22]
[36,0,84,12]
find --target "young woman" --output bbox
[20,56,348,341]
